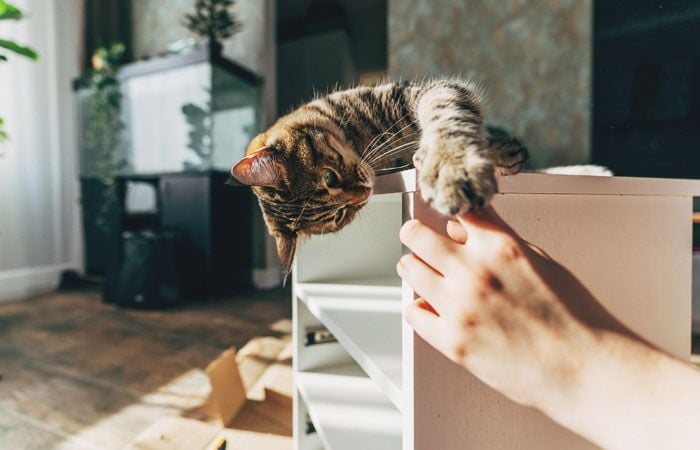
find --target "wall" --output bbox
[349,1,387,74]
[277,0,387,75]
[0,0,83,302]
[278,31,356,114]
[389,0,592,167]
[132,0,267,75]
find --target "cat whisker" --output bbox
[367,147,419,172]
[362,133,419,173]
[360,116,416,164]
[366,131,420,159]
[374,161,414,174]
[366,138,420,169]
[293,200,312,228]
[362,131,404,165]
[366,128,420,158]
[361,122,417,164]
[360,110,412,159]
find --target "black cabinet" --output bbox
[81,170,254,299]
[158,171,253,297]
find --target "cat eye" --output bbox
[334,207,346,223]
[323,168,341,188]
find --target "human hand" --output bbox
[397,206,632,410]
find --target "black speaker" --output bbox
[104,230,183,308]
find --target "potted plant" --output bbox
[0,0,38,154]
[83,43,127,231]
[183,0,242,55]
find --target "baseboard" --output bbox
[0,264,70,303]
[253,267,282,289]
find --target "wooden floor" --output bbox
[0,287,292,450]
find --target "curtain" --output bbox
[0,0,84,301]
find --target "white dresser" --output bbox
[292,169,700,450]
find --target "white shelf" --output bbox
[297,363,402,450]
[294,171,700,449]
[295,280,403,411]
[298,276,401,288]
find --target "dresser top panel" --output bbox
[374,169,700,197]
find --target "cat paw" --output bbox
[489,136,528,176]
[418,151,497,215]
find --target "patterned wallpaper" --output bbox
[131,0,266,74]
[389,0,592,167]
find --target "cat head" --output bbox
[231,116,374,278]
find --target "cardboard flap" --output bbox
[206,347,247,427]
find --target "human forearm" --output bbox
[541,330,700,450]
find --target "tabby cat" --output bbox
[231,79,528,276]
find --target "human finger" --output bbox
[457,205,519,238]
[413,297,439,315]
[404,298,449,353]
[396,254,449,312]
[525,241,553,261]
[446,220,467,244]
[399,219,460,274]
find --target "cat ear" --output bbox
[275,232,297,284]
[230,146,279,187]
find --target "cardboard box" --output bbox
[128,344,292,450]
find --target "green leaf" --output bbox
[0,54,6,61]
[0,0,22,20]
[0,39,38,60]
[0,117,8,142]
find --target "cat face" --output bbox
[231,118,374,277]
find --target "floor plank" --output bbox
[0,407,97,450]
[0,287,291,449]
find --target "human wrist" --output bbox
[540,328,680,450]
[532,323,605,420]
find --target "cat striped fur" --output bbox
[231,79,528,276]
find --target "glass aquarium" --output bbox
[77,47,263,175]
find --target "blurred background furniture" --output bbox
[107,171,254,304]
[76,45,261,300]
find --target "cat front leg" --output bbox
[412,80,497,215]
[415,133,497,214]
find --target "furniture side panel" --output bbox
[494,193,692,357]
[401,193,415,450]
[411,193,692,450]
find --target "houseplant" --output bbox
[183,0,242,53]
[0,0,39,149]
[84,43,126,231]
